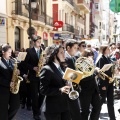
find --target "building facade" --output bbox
[6,0,53,50]
[0,0,7,45]
[52,0,90,44]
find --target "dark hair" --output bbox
[81,49,94,57]
[2,45,11,52]
[78,41,86,47]
[110,42,116,47]
[45,44,64,65]
[65,39,78,50]
[100,45,109,54]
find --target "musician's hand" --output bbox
[95,67,100,73]
[23,74,28,79]
[10,81,14,88]
[59,86,71,94]
[33,67,39,72]
[16,69,20,75]
[102,86,106,90]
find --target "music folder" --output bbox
[63,68,83,84]
[17,52,27,61]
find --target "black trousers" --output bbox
[68,99,81,120]
[20,81,31,107]
[79,90,101,120]
[0,86,20,120]
[30,81,44,116]
[44,111,71,120]
[99,83,116,120]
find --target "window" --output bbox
[95,3,99,10]
[15,27,20,50]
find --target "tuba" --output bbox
[36,50,44,77]
[10,58,23,94]
[75,57,95,79]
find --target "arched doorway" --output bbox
[15,27,21,50]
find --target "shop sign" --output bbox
[53,21,63,28]
[0,18,5,26]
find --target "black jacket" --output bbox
[65,51,76,70]
[40,63,69,113]
[96,55,113,87]
[0,57,13,87]
[24,47,42,82]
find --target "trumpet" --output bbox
[98,71,114,83]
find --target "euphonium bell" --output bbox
[68,73,79,100]
[68,83,79,100]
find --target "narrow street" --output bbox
[14,100,120,120]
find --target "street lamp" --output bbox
[22,0,37,40]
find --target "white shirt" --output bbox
[53,62,64,75]
[34,47,40,53]
[66,51,72,58]
[53,62,60,69]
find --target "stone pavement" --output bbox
[14,100,120,120]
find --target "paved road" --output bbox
[14,100,120,120]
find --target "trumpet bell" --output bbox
[69,90,79,100]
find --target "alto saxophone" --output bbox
[10,58,23,94]
[36,51,44,77]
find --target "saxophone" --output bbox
[36,51,44,77]
[10,58,23,94]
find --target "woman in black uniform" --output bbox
[96,45,116,120]
[0,45,20,120]
[40,44,71,120]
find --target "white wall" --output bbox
[0,0,6,15]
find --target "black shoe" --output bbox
[27,106,31,111]
[33,115,41,120]
[21,104,25,109]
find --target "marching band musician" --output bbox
[40,44,71,120]
[18,59,31,111]
[79,49,101,120]
[65,39,81,120]
[24,36,44,120]
[96,45,116,120]
[0,45,20,120]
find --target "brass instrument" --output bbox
[98,70,114,83]
[68,57,95,100]
[75,57,95,79]
[10,58,23,94]
[36,51,44,77]
[68,73,79,100]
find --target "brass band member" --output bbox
[0,45,20,120]
[79,49,101,120]
[40,44,71,120]
[65,39,81,120]
[96,45,116,120]
[24,36,44,120]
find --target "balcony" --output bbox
[46,14,53,27]
[62,23,74,33]
[62,0,74,7]
[12,9,53,27]
[73,2,80,13]
[74,28,80,35]
[77,0,90,13]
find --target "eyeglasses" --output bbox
[81,45,86,48]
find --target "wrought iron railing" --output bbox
[62,0,74,7]
[62,23,74,33]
